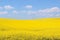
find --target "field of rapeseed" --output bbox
[0,18,60,40]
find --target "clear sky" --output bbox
[0,0,60,19]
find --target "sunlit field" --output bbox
[0,18,60,40]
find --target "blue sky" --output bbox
[0,0,60,19]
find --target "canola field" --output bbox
[0,18,60,40]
